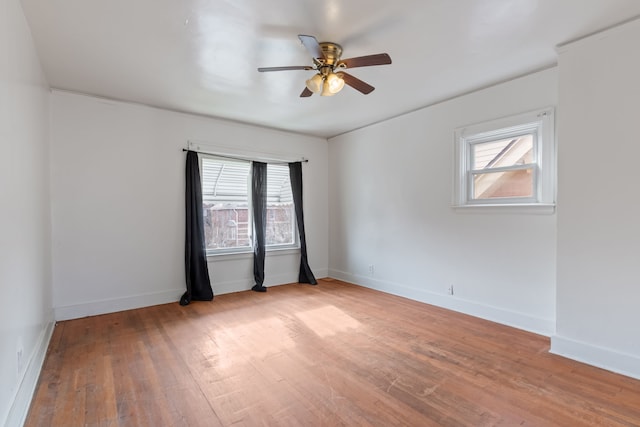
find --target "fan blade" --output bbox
[300,87,313,97]
[339,53,391,69]
[340,72,375,94]
[258,66,313,72]
[298,34,325,59]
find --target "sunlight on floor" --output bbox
[212,316,296,368]
[295,305,361,337]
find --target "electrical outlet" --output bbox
[368,264,375,276]
[447,285,454,295]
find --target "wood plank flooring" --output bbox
[26,279,640,426]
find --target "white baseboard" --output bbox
[54,268,328,320]
[4,320,55,427]
[54,288,183,321]
[214,269,327,295]
[328,269,555,337]
[550,335,640,380]
[313,268,329,280]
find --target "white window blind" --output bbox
[199,155,298,254]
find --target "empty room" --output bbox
[3,0,640,425]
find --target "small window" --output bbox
[200,155,298,255]
[454,108,555,210]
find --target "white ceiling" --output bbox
[20,0,640,138]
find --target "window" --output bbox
[200,155,297,255]
[453,108,555,210]
[265,164,296,247]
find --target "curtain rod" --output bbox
[182,148,308,165]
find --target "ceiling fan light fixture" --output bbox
[259,35,391,98]
[326,72,345,94]
[320,79,336,97]
[305,73,323,93]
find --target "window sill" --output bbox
[207,246,300,262]
[452,203,555,215]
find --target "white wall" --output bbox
[328,68,558,336]
[553,19,640,379]
[0,0,53,425]
[50,91,328,320]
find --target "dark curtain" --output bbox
[289,162,317,284]
[251,161,268,292]
[181,150,214,305]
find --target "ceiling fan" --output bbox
[258,34,392,97]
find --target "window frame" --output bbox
[453,108,556,212]
[264,163,299,250]
[199,154,299,257]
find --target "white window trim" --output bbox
[453,108,556,213]
[207,247,300,261]
[206,231,300,258]
[199,153,300,257]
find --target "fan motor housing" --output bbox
[318,42,343,66]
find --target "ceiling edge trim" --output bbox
[556,14,640,54]
[49,88,329,141]
[327,64,557,141]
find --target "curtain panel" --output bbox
[181,150,214,305]
[251,161,268,292]
[289,162,317,285]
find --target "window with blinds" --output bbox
[200,155,297,254]
[265,163,295,246]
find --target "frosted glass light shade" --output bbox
[320,72,345,96]
[326,72,345,93]
[321,79,335,96]
[305,74,323,93]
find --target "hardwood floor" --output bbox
[26,279,640,426]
